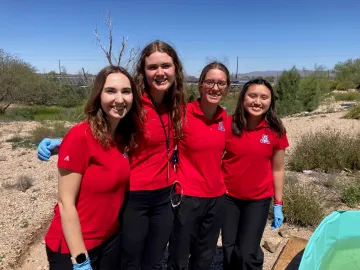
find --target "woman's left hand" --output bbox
[271,204,284,229]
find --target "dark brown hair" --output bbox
[232,78,285,137]
[133,40,186,139]
[84,65,142,152]
[198,61,231,93]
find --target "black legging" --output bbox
[222,196,271,270]
[119,186,174,270]
[168,195,224,270]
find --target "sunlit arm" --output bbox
[272,149,285,202]
[58,168,86,257]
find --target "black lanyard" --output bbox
[149,96,171,155]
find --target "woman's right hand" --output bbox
[37,138,62,161]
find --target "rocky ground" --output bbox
[0,100,359,270]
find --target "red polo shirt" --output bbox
[222,116,289,200]
[177,100,227,197]
[129,94,176,191]
[45,121,130,253]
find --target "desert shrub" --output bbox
[343,103,360,119]
[289,131,360,172]
[2,104,85,122]
[333,58,360,90]
[297,68,331,112]
[283,174,326,226]
[333,91,360,101]
[6,134,23,143]
[340,178,360,207]
[274,66,332,116]
[335,81,356,90]
[274,67,302,116]
[2,175,34,192]
[30,122,70,144]
[6,122,70,149]
[56,84,87,108]
[186,84,198,102]
[220,89,239,115]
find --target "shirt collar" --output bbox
[248,118,269,130]
[191,99,225,121]
[142,93,168,112]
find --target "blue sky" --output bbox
[1,0,359,76]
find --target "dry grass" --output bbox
[2,175,34,192]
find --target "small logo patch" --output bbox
[218,121,225,131]
[260,134,270,144]
[64,156,70,161]
[123,152,129,158]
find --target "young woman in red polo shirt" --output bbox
[44,66,143,269]
[167,62,230,270]
[118,40,187,270]
[221,78,288,269]
[37,40,187,269]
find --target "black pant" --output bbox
[168,195,224,270]
[222,196,271,270]
[119,186,174,270]
[46,232,120,270]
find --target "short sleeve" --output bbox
[274,132,289,151]
[58,123,89,174]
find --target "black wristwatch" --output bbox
[71,251,88,264]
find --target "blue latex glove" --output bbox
[73,257,93,270]
[37,138,62,161]
[271,204,284,229]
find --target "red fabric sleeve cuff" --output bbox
[274,199,283,205]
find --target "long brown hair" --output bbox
[85,65,142,152]
[232,78,285,137]
[133,40,186,139]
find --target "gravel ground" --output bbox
[1,103,359,270]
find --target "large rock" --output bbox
[279,228,295,238]
[263,237,282,253]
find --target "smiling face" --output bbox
[243,83,272,118]
[100,72,133,123]
[199,68,228,105]
[144,51,176,95]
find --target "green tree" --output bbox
[274,66,302,116]
[47,70,58,75]
[0,49,38,112]
[298,65,331,111]
[334,58,360,90]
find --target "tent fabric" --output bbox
[298,210,360,270]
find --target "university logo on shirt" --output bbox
[218,121,225,131]
[260,134,270,144]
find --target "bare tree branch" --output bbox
[117,36,128,66]
[105,11,113,65]
[93,11,139,70]
[125,46,140,70]
[0,90,12,114]
[0,102,11,113]
[82,67,88,81]
[94,26,112,65]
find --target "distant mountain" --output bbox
[187,69,335,81]
[238,71,282,77]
